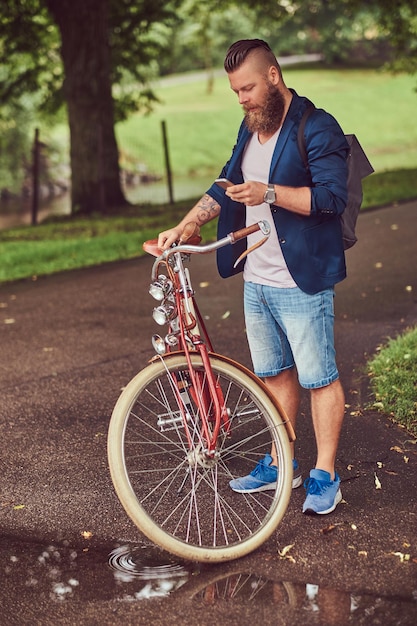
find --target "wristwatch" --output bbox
[263,184,276,205]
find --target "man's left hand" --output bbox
[225,181,267,206]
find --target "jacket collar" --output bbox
[269,89,308,175]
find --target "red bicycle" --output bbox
[107,220,295,563]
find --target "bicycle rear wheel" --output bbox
[108,352,293,563]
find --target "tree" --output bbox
[0,0,180,214]
[44,0,124,213]
[369,0,417,76]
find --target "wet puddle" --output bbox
[1,537,416,624]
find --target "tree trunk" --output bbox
[45,0,127,214]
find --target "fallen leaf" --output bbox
[404,456,409,464]
[321,523,343,534]
[221,311,230,319]
[358,550,368,557]
[80,531,93,539]
[391,551,410,563]
[278,543,295,562]
[347,464,354,471]
[4,318,15,324]
[13,504,25,510]
[374,473,382,489]
[390,446,404,454]
[374,262,383,269]
[376,461,383,469]
[199,281,210,288]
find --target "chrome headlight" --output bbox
[152,302,176,326]
[152,334,167,355]
[149,275,173,301]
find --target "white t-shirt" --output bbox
[241,131,297,288]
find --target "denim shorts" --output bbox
[243,282,339,389]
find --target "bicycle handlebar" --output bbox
[150,220,271,280]
[164,219,270,257]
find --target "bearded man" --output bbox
[158,39,349,516]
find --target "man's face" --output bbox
[228,58,285,135]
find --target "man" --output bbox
[158,39,349,515]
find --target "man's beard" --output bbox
[244,82,286,135]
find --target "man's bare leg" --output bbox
[263,367,300,463]
[310,379,345,480]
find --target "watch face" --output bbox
[264,187,275,203]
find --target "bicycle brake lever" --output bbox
[233,236,269,269]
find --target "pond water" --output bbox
[0,175,216,230]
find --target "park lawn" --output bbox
[114,67,417,179]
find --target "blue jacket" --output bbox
[207,90,349,295]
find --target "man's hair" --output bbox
[224,39,279,74]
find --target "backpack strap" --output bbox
[297,104,315,172]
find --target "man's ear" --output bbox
[268,65,280,85]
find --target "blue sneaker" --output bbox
[302,469,342,515]
[229,454,302,493]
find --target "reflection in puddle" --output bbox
[186,571,417,625]
[1,537,416,625]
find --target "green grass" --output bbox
[115,68,417,178]
[367,327,417,436]
[362,168,417,208]
[0,201,196,283]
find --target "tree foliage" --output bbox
[0,0,416,213]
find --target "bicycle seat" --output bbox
[143,239,163,257]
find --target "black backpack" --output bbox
[297,105,374,249]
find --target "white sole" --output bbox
[231,474,303,494]
[303,488,342,515]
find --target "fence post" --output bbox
[161,120,174,204]
[32,128,40,226]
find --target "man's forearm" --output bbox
[178,193,221,230]
[272,184,311,216]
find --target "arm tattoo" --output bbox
[196,194,221,225]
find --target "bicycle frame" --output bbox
[145,220,271,456]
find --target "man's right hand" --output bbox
[157,226,183,251]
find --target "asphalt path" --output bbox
[1,201,416,624]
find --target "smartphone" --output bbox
[215,178,233,190]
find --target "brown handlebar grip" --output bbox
[230,222,261,242]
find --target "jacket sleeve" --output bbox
[304,109,349,217]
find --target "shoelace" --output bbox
[303,477,327,495]
[250,460,267,477]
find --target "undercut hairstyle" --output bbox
[224,39,280,75]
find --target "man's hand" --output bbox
[225,181,267,206]
[157,226,183,251]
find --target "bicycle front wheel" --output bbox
[108,352,293,563]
